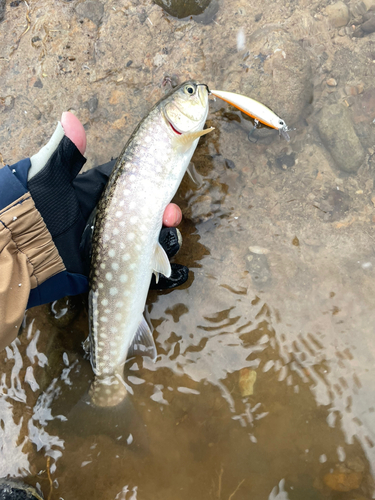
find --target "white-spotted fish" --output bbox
[210,89,291,141]
[88,82,212,408]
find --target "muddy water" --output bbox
[2,0,375,498]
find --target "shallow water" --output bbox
[2,0,375,498]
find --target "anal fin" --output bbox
[128,316,157,360]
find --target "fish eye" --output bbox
[184,84,196,95]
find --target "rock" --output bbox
[87,96,98,113]
[323,471,362,492]
[360,14,375,31]
[239,368,257,397]
[319,189,351,221]
[0,0,5,22]
[246,252,272,287]
[275,152,296,169]
[75,1,104,25]
[153,0,218,22]
[33,79,43,88]
[326,2,350,27]
[363,0,375,9]
[317,103,365,173]
[327,78,338,87]
[349,0,367,17]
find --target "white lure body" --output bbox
[211,89,290,141]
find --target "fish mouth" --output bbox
[197,83,209,107]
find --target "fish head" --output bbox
[163,81,209,134]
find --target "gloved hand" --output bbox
[0,112,188,351]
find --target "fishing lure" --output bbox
[210,89,291,141]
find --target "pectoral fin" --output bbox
[128,316,157,360]
[172,127,214,153]
[152,242,171,278]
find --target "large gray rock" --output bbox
[326,2,350,28]
[318,104,365,173]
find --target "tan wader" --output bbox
[0,193,65,351]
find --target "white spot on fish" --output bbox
[127,233,135,241]
[129,201,136,210]
[106,272,113,281]
[101,317,108,323]
[120,274,128,283]
[115,301,124,308]
[122,253,130,261]
[100,333,108,339]
[119,200,125,207]
[110,287,118,296]
[130,215,137,224]
[129,263,136,270]
[100,263,106,269]
[123,290,130,297]
[98,283,104,289]
[110,327,118,334]
[113,228,120,235]
[112,262,119,271]
[103,355,109,361]
[108,249,116,258]
[115,313,122,321]
[123,189,130,196]
[129,174,136,182]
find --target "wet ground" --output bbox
[2,0,375,498]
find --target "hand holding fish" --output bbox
[0,112,186,352]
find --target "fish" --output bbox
[87,81,212,409]
[210,89,291,141]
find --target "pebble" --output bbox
[87,96,98,113]
[246,252,272,287]
[239,368,257,397]
[327,78,338,87]
[75,1,104,26]
[326,2,350,27]
[317,103,365,173]
[323,470,362,492]
[248,246,270,255]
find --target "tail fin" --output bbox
[54,375,149,451]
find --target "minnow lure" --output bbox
[210,89,291,141]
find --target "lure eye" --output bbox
[279,120,285,126]
[184,84,196,95]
